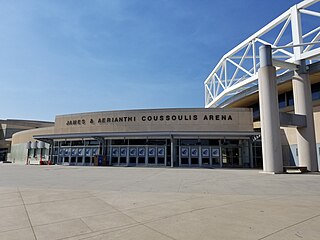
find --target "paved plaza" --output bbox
[0,164,319,240]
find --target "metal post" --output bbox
[170,135,174,168]
[258,45,283,173]
[292,61,318,171]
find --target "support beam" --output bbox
[279,112,307,127]
[258,45,283,173]
[272,59,299,70]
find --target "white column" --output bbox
[292,61,318,171]
[170,136,174,168]
[258,45,283,173]
[199,146,202,167]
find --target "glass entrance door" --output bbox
[221,147,241,167]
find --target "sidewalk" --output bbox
[0,165,319,240]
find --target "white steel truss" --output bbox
[204,0,320,108]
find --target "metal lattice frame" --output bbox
[204,0,320,108]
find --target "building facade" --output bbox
[0,119,53,162]
[9,108,260,168]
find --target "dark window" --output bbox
[158,157,165,164]
[180,139,198,146]
[249,103,260,120]
[130,139,147,145]
[287,91,294,106]
[112,139,128,145]
[181,158,189,165]
[312,82,320,100]
[86,140,99,146]
[61,141,71,147]
[278,93,286,108]
[71,140,84,146]
[208,139,220,145]
[147,139,166,145]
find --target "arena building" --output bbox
[9,108,260,168]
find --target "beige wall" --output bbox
[281,107,320,145]
[55,108,253,134]
[11,127,54,145]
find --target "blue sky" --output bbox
[0,0,304,121]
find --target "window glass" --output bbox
[287,91,294,106]
[278,93,286,108]
[312,82,320,100]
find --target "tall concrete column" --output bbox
[292,61,318,171]
[258,45,283,173]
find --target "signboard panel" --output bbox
[55,108,253,134]
[85,148,92,157]
[157,147,165,157]
[181,147,189,158]
[71,148,77,156]
[120,147,127,157]
[92,148,98,156]
[78,148,83,156]
[59,149,64,156]
[148,147,156,157]
[64,148,70,156]
[211,148,220,157]
[129,148,137,157]
[112,148,119,157]
[138,148,145,157]
[202,148,210,157]
[191,148,198,157]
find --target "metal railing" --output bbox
[204,0,320,108]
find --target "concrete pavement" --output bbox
[0,164,319,239]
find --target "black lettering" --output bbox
[123,117,127,122]
[209,115,214,120]
[118,117,123,122]
[90,119,94,124]
[142,116,146,121]
[228,115,233,120]
[178,115,183,120]
[98,118,102,123]
[102,118,106,123]
[153,116,158,121]
[215,115,220,120]
[73,120,77,125]
[114,118,118,122]
[159,115,164,121]
[166,115,170,121]
[193,115,198,120]
[128,117,132,122]
[107,118,111,123]
[203,115,208,120]
[82,119,86,125]
[222,115,226,120]
[147,116,152,121]
[172,115,177,121]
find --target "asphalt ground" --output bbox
[0,164,319,240]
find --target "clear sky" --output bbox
[0,0,304,121]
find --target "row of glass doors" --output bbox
[179,146,242,167]
[110,145,167,166]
